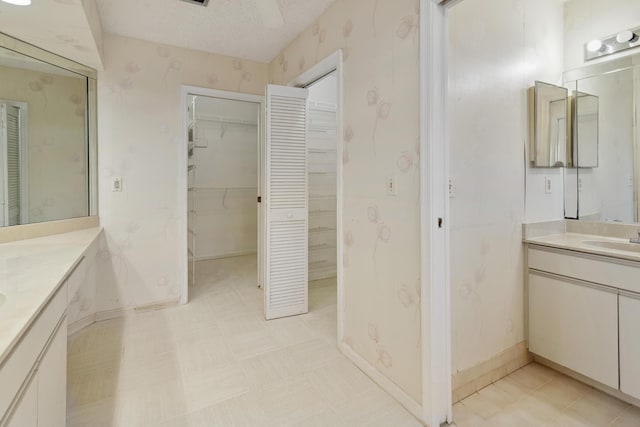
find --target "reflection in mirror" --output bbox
[529,81,568,168]
[563,80,579,220]
[573,92,599,168]
[0,46,88,226]
[572,65,636,223]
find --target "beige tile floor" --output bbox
[452,363,640,427]
[67,255,422,426]
[68,254,640,427]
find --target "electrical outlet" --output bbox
[544,176,552,194]
[387,176,397,196]
[578,177,583,192]
[449,178,455,199]
[113,176,123,192]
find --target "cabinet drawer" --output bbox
[0,282,67,419]
[528,271,619,389]
[528,246,640,293]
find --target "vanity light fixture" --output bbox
[0,0,31,5]
[586,39,606,53]
[585,25,640,61]
[616,30,639,44]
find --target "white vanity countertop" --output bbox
[0,227,102,365]
[525,232,640,262]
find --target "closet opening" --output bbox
[302,72,339,310]
[182,88,263,302]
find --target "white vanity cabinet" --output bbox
[527,244,640,401]
[619,293,640,400]
[528,270,618,388]
[5,319,66,427]
[0,285,68,427]
[0,227,102,426]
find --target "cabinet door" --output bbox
[37,318,67,427]
[620,294,640,400]
[528,272,618,388]
[6,373,37,427]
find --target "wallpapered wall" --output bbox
[0,64,88,224]
[448,0,563,375]
[269,0,422,403]
[95,33,268,313]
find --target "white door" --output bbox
[263,85,309,320]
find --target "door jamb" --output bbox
[421,0,453,425]
[287,50,345,344]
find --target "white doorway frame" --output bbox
[421,0,453,425]
[179,86,264,305]
[288,50,346,343]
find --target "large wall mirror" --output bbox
[0,33,96,227]
[564,54,640,223]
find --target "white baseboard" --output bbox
[192,250,257,262]
[338,342,426,425]
[91,298,181,323]
[452,340,532,403]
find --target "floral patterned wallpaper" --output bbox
[96,34,268,312]
[269,0,422,403]
[0,64,88,224]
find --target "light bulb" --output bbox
[616,30,639,44]
[587,39,604,53]
[0,0,31,5]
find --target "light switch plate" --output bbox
[387,176,397,196]
[544,176,552,194]
[113,176,123,192]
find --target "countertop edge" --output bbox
[0,227,103,367]
[524,233,640,263]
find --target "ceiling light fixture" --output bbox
[0,0,31,5]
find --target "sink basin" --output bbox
[583,240,640,253]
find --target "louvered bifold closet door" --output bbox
[264,85,309,320]
[6,106,20,226]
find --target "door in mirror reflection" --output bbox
[0,103,25,226]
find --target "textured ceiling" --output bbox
[95,0,337,63]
